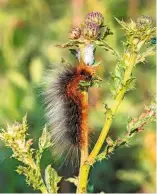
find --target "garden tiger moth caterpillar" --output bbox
[44,61,95,166]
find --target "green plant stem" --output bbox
[31,160,49,193]
[88,52,137,162]
[76,164,90,193]
[77,52,137,193]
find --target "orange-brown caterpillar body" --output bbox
[44,63,94,165]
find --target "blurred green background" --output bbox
[0,0,156,193]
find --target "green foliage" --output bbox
[96,103,156,162]
[109,62,125,97]
[16,165,45,191]
[0,117,62,193]
[45,165,62,193]
[0,0,156,193]
[66,176,78,186]
[127,103,156,133]
[94,40,120,57]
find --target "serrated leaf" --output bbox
[126,77,136,92]
[45,165,62,193]
[109,82,116,97]
[94,40,120,57]
[109,62,125,97]
[136,45,156,64]
[38,126,51,151]
[127,103,156,134]
[114,17,129,31]
[65,176,78,186]
[115,63,125,81]
[16,165,28,175]
[56,39,85,48]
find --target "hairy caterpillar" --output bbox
[44,62,95,165]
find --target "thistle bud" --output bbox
[136,15,153,30]
[85,11,104,27]
[69,27,81,39]
[83,22,100,40]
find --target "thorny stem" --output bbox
[36,165,48,194]
[89,52,137,162]
[77,52,137,193]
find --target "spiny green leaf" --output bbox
[115,17,129,30]
[36,127,52,165]
[127,103,156,134]
[109,62,125,97]
[45,165,62,193]
[16,166,44,191]
[65,176,78,186]
[115,62,125,80]
[56,39,85,48]
[125,77,136,92]
[38,126,51,151]
[94,40,120,57]
[136,45,156,64]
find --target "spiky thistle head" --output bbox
[115,15,155,51]
[85,11,104,27]
[69,27,81,39]
[136,15,153,30]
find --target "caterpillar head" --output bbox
[77,65,101,91]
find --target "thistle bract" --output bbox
[83,22,100,40]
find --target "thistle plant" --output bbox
[0,116,62,193]
[0,12,156,193]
